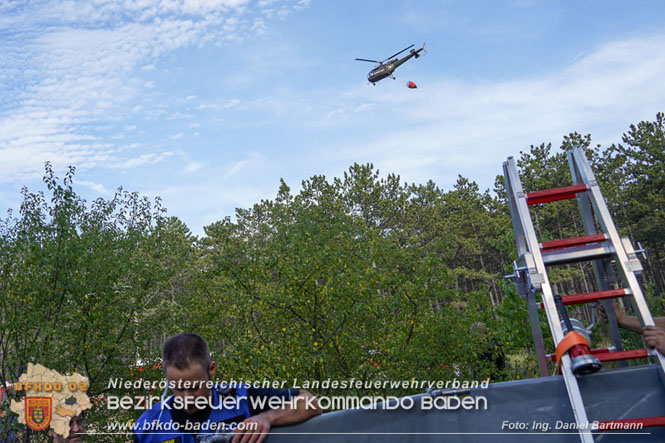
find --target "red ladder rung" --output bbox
[595,415,665,430]
[538,289,630,308]
[546,347,612,362]
[545,347,648,362]
[526,184,589,205]
[540,234,608,251]
[595,348,649,362]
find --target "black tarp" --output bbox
[267,364,665,442]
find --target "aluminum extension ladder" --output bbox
[503,145,665,442]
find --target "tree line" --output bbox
[1,113,663,441]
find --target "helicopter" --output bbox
[355,43,426,85]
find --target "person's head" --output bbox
[162,333,216,413]
[50,413,84,443]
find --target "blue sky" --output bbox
[2,0,665,235]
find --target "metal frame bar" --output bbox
[527,289,549,376]
[569,146,665,374]
[504,146,665,442]
[503,156,594,443]
[538,242,614,266]
[568,150,625,357]
[503,162,548,377]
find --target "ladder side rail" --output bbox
[526,288,550,376]
[559,360,595,443]
[504,157,594,443]
[567,151,626,358]
[504,159,550,375]
[504,157,565,343]
[595,261,626,358]
[503,159,528,256]
[570,146,665,374]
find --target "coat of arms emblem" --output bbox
[25,397,52,431]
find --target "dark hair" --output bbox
[162,333,211,371]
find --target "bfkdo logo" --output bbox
[25,397,52,431]
[9,363,91,438]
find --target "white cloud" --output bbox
[180,0,250,15]
[167,112,195,120]
[184,161,204,173]
[251,18,266,35]
[76,180,112,195]
[0,0,306,184]
[223,152,263,178]
[223,99,240,108]
[224,159,250,178]
[318,33,665,190]
[354,103,373,113]
[172,150,205,174]
[197,103,222,110]
[112,151,174,169]
[295,0,311,10]
[117,143,141,151]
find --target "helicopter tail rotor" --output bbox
[413,43,427,59]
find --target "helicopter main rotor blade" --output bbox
[382,44,415,62]
[355,58,380,63]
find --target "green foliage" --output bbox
[608,113,665,292]
[187,165,502,398]
[2,113,665,438]
[0,164,191,441]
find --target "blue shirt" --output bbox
[132,386,299,443]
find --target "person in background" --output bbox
[1,391,19,442]
[600,302,665,355]
[133,333,322,443]
[472,322,506,381]
[51,413,84,443]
